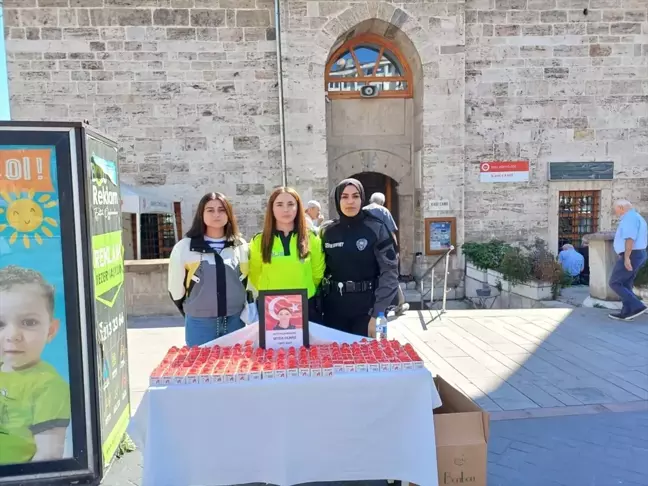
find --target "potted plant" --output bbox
[463,239,563,301]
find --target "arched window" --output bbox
[325,33,413,99]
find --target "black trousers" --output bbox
[308,296,323,324]
[323,312,372,337]
[322,293,372,337]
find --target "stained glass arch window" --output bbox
[325,34,413,99]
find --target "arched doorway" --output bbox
[324,20,422,271]
[351,171,399,231]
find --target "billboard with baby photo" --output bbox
[0,123,119,486]
[259,290,309,350]
[0,144,73,467]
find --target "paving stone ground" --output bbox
[106,308,648,486]
[390,307,648,416]
[488,411,648,486]
[103,411,648,486]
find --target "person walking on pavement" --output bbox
[320,179,399,337]
[363,192,409,315]
[168,192,249,346]
[608,200,647,321]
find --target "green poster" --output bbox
[86,134,130,467]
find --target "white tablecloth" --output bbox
[128,323,442,486]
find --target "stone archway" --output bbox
[328,147,415,265]
[323,18,422,271]
[351,171,400,232]
[281,1,466,272]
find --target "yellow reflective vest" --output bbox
[248,230,324,299]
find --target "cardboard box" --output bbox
[433,376,490,486]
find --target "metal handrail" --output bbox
[418,245,455,318]
[417,246,455,284]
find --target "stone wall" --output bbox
[124,259,176,316]
[4,0,647,254]
[4,0,282,237]
[281,1,467,265]
[464,0,648,244]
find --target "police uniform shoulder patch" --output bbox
[356,238,368,251]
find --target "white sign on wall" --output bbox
[428,199,450,211]
[480,161,530,183]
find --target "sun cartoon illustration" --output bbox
[0,190,59,249]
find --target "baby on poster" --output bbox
[0,265,71,465]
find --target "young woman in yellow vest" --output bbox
[248,187,325,322]
[168,192,249,346]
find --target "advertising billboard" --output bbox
[85,134,130,467]
[0,122,127,485]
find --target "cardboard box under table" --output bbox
[433,376,490,486]
[129,322,444,486]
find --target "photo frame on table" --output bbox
[258,289,309,349]
[425,217,457,255]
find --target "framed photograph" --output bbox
[258,289,309,349]
[425,217,457,255]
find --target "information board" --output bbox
[86,134,130,467]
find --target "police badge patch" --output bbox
[356,238,368,251]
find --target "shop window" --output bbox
[325,33,413,99]
[558,191,600,248]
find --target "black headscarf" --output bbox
[334,178,365,222]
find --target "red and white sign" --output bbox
[480,161,529,183]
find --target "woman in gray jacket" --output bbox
[168,192,249,346]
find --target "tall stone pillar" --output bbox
[585,232,620,301]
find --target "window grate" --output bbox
[558,190,600,248]
[131,202,183,259]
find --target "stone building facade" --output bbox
[4,0,648,271]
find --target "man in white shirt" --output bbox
[608,200,647,321]
[305,200,323,231]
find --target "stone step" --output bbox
[403,289,423,303]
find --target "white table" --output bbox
[128,324,442,486]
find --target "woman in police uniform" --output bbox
[319,179,399,337]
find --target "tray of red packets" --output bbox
[149,339,425,386]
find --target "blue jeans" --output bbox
[185,314,244,347]
[609,249,647,315]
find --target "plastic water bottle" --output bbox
[376,312,388,340]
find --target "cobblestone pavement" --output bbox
[102,411,648,486]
